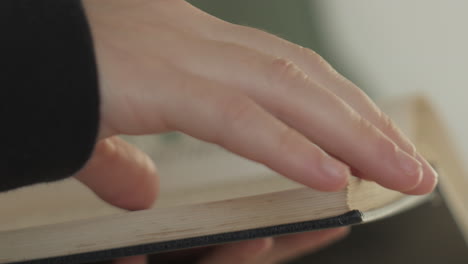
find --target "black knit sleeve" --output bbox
[0,0,100,192]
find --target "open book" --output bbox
[0,96,465,264]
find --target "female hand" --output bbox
[78,0,437,200]
[74,0,437,262]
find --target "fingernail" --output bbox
[417,153,439,180]
[417,154,439,191]
[395,148,423,183]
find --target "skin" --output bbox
[75,0,439,263]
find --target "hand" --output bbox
[114,228,349,264]
[79,0,437,197]
[74,0,437,262]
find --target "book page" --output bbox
[0,133,300,231]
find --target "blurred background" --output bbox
[187,0,468,263]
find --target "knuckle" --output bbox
[301,47,320,60]
[302,47,329,68]
[267,57,308,90]
[379,114,399,135]
[355,114,374,133]
[302,47,343,78]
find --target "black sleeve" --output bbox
[0,0,100,192]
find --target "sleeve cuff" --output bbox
[0,0,100,191]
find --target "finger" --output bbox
[75,136,159,210]
[160,40,422,192]
[114,255,147,264]
[208,25,438,194]
[262,228,349,264]
[158,71,350,191]
[198,238,274,264]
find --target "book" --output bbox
[0,96,464,264]
[298,189,468,264]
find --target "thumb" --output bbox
[75,136,159,211]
